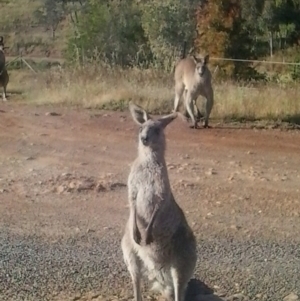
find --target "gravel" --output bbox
[0,231,299,301]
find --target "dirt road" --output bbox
[0,103,300,301]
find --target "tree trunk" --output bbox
[269,31,273,57]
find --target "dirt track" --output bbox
[0,102,300,301]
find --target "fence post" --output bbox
[20,50,23,69]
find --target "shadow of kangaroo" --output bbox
[121,102,197,301]
[173,53,214,129]
[0,36,9,102]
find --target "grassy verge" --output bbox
[7,66,300,125]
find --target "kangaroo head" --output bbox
[192,54,209,77]
[129,102,177,152]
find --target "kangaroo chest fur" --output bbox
[129,158,182,238]
[184,73,211,97]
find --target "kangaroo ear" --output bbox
[129,101,151,125]
[158,112,177,129]
[204,54,210,64]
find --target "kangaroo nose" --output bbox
[141,136,148,145]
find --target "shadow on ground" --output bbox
[186,278,224,301]
[282,113,300,125]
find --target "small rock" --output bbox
[230,224,241,231]
[56,185,65,194]
[96,183,106,192]
[109,182,127,190]
[195,294,225,301]
[45,112,61,116]
[283,293,299,301]
[68,181,77,190]
[206,168,217,176]
[226,293,249,301]
[184,182,194,188]
[61,172,72,177]
[77,180,95,191]
[25,156,35,161]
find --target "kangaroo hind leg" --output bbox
[171,267,188,301]
[121,233,142,301]
[173,83,184,113]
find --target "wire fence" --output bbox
[210,57,300,66]
[4,54,300,79]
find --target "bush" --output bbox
[66,0,151,67]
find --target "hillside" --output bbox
[0,0,68,58]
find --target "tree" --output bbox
[196,0,256,79]
[141,0,198,70]
[34,0,66,39]
[66,0,150,66]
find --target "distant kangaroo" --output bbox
[121,102,197,301]
[0,36,9,102]
[173,49,214,129]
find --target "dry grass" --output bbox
[0,0,70,58]
[7,66,300,124]
[0,0,41,24]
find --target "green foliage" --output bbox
[34,0,67,39]
[290,52,300,80]
[66,0,150,67]
[66,0,197,70]
[5,0,299,81]
[141,0,197,70]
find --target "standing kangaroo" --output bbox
[121,102,197,301]
[173,54,214,129]
[0,36,9,102]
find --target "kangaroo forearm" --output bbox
[133,206,141,244]
[145,204,159,236]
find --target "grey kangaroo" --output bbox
[173,52,214,129]
[121,102,197,301]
